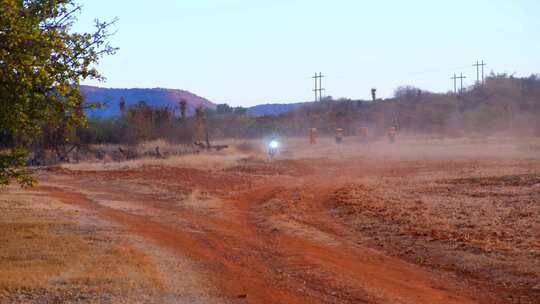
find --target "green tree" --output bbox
[0,0,117,186]
[216,103,233,115]
[179,99,187,120]
[233,107,247,115]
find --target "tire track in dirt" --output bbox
[239,182,488,304]
[37,185,309,304]
[36,179,486,304]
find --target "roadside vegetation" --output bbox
[4,72,540,180]
[0,0,116,186]
[80,73,540,145]
[1,1,539,187]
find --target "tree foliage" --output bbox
[78,73,540,150]
[0,0,117,186]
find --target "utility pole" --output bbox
[481,60,487,84]
[451,73,458,94]
[312,73,318,102]
[318,72,325,101]
[458,73,466,94]
[473,61,480,84]
[312,72,325,101]
[473,60,487,85]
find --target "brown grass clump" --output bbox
[234,141,259,153]
[63,138,266,171]
[0,188,163,303]
[61,152,256,171]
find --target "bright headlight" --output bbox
[269,140,279,149]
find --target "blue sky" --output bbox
[76,0,540,106]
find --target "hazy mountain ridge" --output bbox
[82,85,308,117]
[246,102,311,116]
[81,85,216,118]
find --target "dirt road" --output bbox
[3,138,538,303]
[27,144,538,303]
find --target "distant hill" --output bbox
[82,85,311,118]
[81,86,215,118]
[247,102,310,116]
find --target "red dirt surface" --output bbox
[15,139,540,303]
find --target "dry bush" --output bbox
[234,141,258,153]
[62,137,267,171]
[276,135,540,161]
[135,139,197,156]
[61,152,257,171]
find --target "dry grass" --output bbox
[61,135,540,173]
[62,140,262,171]
[278,135,540,161]
[64,139,266,171]
[136,139,176,152]
[328,161,540,297]
[62,152,260,171]
[5,135,539,302]
[0,187,163,303]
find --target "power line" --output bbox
[458,73,466,94]
[451,73,458,94]
[312,72,325,101]
[409,64,471,76]
[450,73,466,94]
[473,60,487,84]
[318,72,325,101]
[312,73,318,102]
[481,60,487,84]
